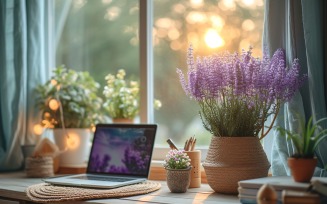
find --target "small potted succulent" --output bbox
[35,65,103,167]
[163,149,191,193]
[276,115,327,182]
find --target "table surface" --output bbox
[0,172,240,204]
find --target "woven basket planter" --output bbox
[165,167,191,193]
[203,136,270,194]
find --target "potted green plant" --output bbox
[103,69,139,123]
[177,46,307,193]
[164,149,192,193]
[103,69,162,123]
[276,116,327,182]
[35,65,103,167]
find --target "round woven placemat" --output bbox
[26,181,161,203]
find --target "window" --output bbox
[55,0,140,92]
[54,0,264,153]
[153,0,264,148]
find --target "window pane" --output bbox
[153,0,264,147]
[55,0,139,96]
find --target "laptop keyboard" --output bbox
[73,175,136,182]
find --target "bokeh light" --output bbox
[168,28,180,40]
[66,133,80,150]
[50,79,57,86]
[205,29,225,49]
[186,12,207,24]
[219,0,236,11]
[172,4,186,14]
[49,99,60,111]
[155,18,173,29]
[170,41,183,51]
[190,0,204,8]
[242,19,255,31]
[33,124,44,136]
[210,15,225,31]
[104,6,121,21]
[102,0,112,5]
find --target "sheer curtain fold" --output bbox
[302,0,327,176]
[0,0,50,171]
[264,0,327,176]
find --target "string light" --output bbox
[49,99,60,111]
[66,133,80,150]
[50,79,57,86]
[33,124,44,136]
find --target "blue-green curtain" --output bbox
[0,0,50,171]
[263,0,327,176]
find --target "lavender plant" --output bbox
[177,46,307,139]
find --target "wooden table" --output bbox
[0,172,240,204]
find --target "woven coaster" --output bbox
[26,181,161,203]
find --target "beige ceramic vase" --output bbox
[203,136,270,194]
[166,167,191,193]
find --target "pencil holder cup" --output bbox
[185,150,201,188]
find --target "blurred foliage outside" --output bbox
[55,0,264,147]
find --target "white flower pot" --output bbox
[53,128,91,167]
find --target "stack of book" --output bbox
[238,176,327,204]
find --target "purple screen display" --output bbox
[88,127,155,176]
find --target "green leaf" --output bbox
[275,115,327,157]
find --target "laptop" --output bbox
[44,123,157,189]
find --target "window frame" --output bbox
[139,0,153,124]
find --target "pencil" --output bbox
[167,138,178,150]
[184,139,188,150]
[191,138,196,151]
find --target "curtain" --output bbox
[0,0,50,171]
[263,0,327,176]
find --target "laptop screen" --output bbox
[87,124,157,177]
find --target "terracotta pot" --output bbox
[112,118,134,123]
[288,157,317,182]
[203,136,270,194]
[166,167,191,193]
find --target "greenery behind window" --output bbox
[55,0,139,89]
[55,0,264,147]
